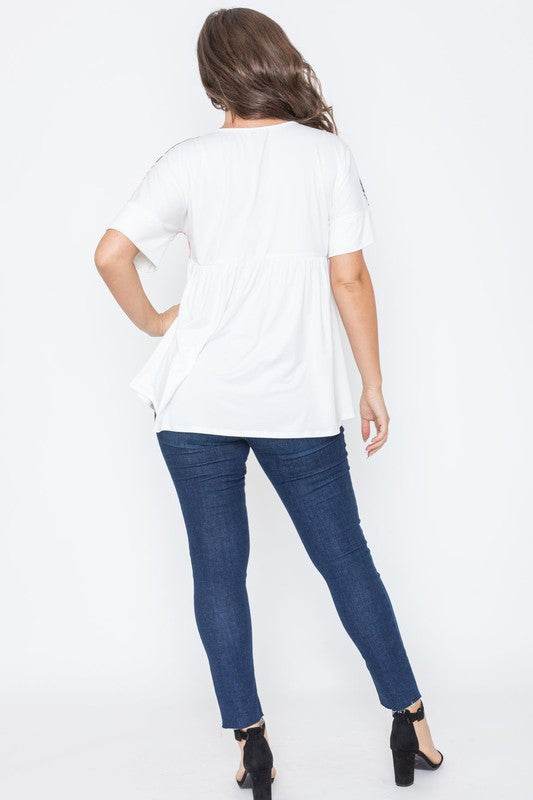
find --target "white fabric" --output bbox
[108,120,375,437]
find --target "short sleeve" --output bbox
[107,145,188,273]
[328,140,375,257]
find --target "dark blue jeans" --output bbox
[156,424,421,728]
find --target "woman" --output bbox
[94,7,443,795]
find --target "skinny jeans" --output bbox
[156,424,421,728]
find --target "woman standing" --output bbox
[94,7,443,794]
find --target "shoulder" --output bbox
[291,126,357,185]
[321,130,354,165]
[292,123,344,146]
[156,130,236,172]
[155,134,203,165]
[149,134,212,187]
[291,124,352,163]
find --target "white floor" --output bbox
[1,687,526,799]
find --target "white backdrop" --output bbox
[1,2,531,798]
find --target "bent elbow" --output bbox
[94,229,138,274]
[94,238,116,274]
[94,253,107,274]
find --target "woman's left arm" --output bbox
[94,229,178,336]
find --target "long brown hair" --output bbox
[197,8,337,133]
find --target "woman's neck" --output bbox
[221,111,291,129]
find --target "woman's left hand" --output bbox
[360,387,390,457]
[151,304,180,337]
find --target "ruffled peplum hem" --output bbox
[129,256,240,417]
[128,253,358,435]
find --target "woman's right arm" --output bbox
[330,249,390,457]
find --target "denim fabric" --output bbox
[156,424,421,728]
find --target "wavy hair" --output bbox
[197,8,337,133]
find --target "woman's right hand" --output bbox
[360,386,390,458]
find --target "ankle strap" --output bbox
[392,701,424,722]
[234,718,265,741]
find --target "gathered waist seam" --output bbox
[190,252,328,268]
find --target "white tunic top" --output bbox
[108,120,375,437]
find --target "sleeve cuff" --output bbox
[107,200,175,273]
[328,206,375,257]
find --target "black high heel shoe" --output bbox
[390,701,444,787]
[234,718,275,799]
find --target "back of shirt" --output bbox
[108,120,376,437]
[110,120,374,273]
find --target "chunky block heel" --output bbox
[234,718,274,798]
[249,767,273,799]
[390,701,444,787]
[392,749,415,786]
